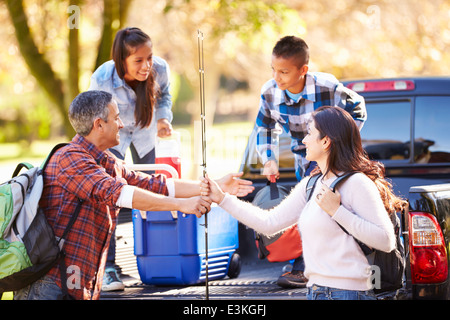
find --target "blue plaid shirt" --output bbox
[89,57,173,159]
[256,72,367,179]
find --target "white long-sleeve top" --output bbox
[219,172,396,291]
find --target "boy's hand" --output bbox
[263,160,279,183]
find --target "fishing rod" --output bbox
[197,29,209,300]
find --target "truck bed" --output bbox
[100,217,307,300]
[101,259,307,300]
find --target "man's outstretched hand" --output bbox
[215,172,254,197]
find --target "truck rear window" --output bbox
[415,96,450,163]
[361,100,411,161]
[361,97,450,163]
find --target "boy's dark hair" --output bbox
[272,36,309,68]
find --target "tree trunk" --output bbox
[94,0,133,70]
[5,0,75,138]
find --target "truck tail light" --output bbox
[409,212,448,284]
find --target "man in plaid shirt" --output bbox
[15,90,253,300]
[255,36,366,288]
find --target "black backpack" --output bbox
[306,172,405,294]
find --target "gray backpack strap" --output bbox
[329,172,357,192]
[306,174,322,201]
[306,172,357,201]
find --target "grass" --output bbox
[0,141,59,161]
[0,140,63,182]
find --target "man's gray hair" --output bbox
[69,90,113,136]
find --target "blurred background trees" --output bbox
[0,0,449,163]
[2,0,132,139]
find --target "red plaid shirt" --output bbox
[40,135,168,300]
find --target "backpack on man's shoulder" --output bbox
[0,143,82,296]
[306,172,405,294]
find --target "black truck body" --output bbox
[238,77,450,299]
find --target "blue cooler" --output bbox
[132,204,240,285]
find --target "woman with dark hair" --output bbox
[202,106,407,300]
[88,27,173,291]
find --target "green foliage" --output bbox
[163,0,300,41]
[171,73,195,124]
[0,92,53,144]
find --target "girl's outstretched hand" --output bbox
[200,174,226,204]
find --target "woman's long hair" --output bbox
[310,106,407,214]
[111,27,158,128]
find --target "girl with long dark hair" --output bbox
[202,106,407,300]
[88,27,173,291]
[89,27,173,164]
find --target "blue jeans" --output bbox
[292,255,305,272]
[14,276,63,300]
[307,284,377,300]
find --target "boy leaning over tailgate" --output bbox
[255,36,366,288]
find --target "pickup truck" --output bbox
[103,77,450,302]
[238,77,450,300]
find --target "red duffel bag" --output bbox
[252,182,302,262]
